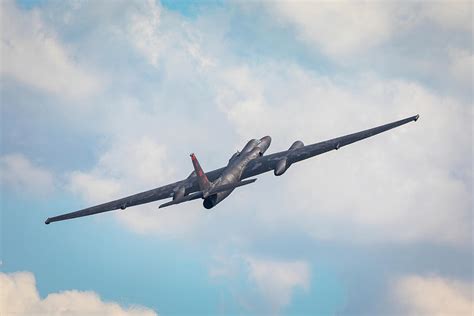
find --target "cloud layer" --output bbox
[246,256,310,311]
[1,154,55,196]
[0,272,157,316]
[210,255,310,312]
[1,1,102,99]
[393,275,473,316]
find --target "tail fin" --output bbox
[190,153,211,191]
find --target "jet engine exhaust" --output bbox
[203,195,217,209]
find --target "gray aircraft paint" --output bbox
[45,115,419,224]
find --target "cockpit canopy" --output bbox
[228,150,240,163]
[241,139,260,153]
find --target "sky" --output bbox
[0,0,472,315]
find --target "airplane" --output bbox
[45,114,419,224]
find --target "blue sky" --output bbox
[1,0,472,315]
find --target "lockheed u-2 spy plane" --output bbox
[45,115,419,224]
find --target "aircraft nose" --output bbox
[260,136,272,143]
[258,136,272,155]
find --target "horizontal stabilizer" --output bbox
[208,178,257,195]
[159,191,203,208]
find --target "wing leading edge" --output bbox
[241,114,419,178]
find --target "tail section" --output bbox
[190,153,211,191]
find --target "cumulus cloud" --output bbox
[393,275,473,316]
[0,271,157,316]
[0,1,102,99]
[263,1,472,100]
[66,135,202,236]
[128,0,163,67]
[69,171,121,204]
[1,154,55,196]
[265,1,472,60]
[448,48,474,88]
[265,1,404,58]
[124,0,215,70]
[210,254,310,312]
[68,137,173,203]
[424,1,473,32]
[245,256,310,311]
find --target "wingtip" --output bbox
[414,114,420,121]
[45,218,51,225]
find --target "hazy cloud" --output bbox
[69,171,121,204]
[265,1,472,60]
[1,154,55,196]
[128,0,163,67]
[245,256,310,311]
[393,275,473,316]
[448,47,474,88]
[265,1,402,58]
[210,254,310,312]
[0,1,102,99]
[424,1,473,32]
[66,135,202,237]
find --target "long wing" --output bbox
[46,115,418,224]
[241,114,419,179]
[45,167,225,224]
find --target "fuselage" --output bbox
[203,136,271,208]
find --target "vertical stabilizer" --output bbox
[190,153,211,191]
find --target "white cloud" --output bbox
[128,0,163,67]
[66,135,202,237]
[68,137,173,204]
[210,254,310,312]
[448,48,474,88]
[424,1,473,32]
[266,1,402,58]
[69,171,121,204]
[125,0,215,70]
[245,256,310,311]
[0,1,102,99]
[1,154,55,196]
[0,271,157,316]
[264,1,473,99]
[393,275,473,316]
